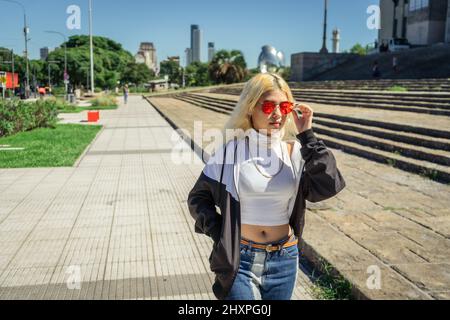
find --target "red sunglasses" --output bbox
[258,101,295,115]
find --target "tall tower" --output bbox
[332,28,340,53]
[208,42,215,62]
[191,25,201,63]
[320,0,329,53]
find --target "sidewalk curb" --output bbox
[73,125,105,167]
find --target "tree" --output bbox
[160,60,182,85]
[185,61,211,87]
[121,62,154,86]
[208,50,247,84]
[349,43,368,56]
[47,35,135,89]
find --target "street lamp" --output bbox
[0,0,30,98]
[89,0,95,94]
[320,0,329,54]
[45,30,68,99]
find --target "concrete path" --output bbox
[0,96,315,300]
[147,96,450,300]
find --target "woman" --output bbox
[188,73,346,300]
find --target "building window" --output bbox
[409,0,429,11]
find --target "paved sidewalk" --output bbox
[0,96,315,300]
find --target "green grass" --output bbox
[387,85,408,92]
[309,258,353,300]
[0,124,102,168]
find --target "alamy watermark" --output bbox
[66,5,81,30]
[366,265,382,290]
[66,265,82,290]
[367,5,381,30]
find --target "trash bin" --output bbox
[87,111,100,122]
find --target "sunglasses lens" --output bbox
[262,102,276,114]
[280,102,294,115]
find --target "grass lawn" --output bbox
[58,105,118,114]
[0,124,102,168]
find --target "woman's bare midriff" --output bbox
[241,224,292,244]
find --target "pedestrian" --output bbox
[123,84,129,104]
[393,56,398,73]
[188,73,346,300]
[372,60,381,79]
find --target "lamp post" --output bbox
[0,0,30,98]
[320,0,329,54]
[89,0,95,94]
[45,31,68,99]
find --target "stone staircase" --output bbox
[166,91,450,184]
[308,44,450,81]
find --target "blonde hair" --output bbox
[222,73,298,144]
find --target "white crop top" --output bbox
[238,129,297,226]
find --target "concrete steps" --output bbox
[289,79,450,92]
[166,92,450,184]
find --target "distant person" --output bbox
[393,56,398,73]
[123,84,129,104]
[372,61,381,79]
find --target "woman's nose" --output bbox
[272,107,282,119]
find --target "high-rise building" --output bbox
[40,47,53,61]
[379,0,450,46]
[135,42,158,72]
[190,25,201,63]
[208,42,215,62]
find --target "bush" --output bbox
[91,95,118,107]
[0,99,58,138]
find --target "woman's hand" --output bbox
[292,104,314,134]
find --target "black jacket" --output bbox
[188,129,346,300]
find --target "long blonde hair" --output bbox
[222,73,298,144]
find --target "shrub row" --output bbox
[0,99,58,138]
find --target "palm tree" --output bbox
[208,50,247,84]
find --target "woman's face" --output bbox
[250,89,289,135]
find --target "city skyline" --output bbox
[0,0,379,68]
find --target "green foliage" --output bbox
[0,99,58,137]
[91,95,118,107]
[209,49,247,84]
[160,60,182,84]
[121,62,155,86]
[46,35,135,89]
[185,61,211,87]
[310,258,353,300]
[349,43,369,56]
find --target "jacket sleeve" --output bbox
[187,144,226,244]
[297,129,346,203]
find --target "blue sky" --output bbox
[0,0,379,68]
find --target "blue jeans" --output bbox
[224,234,299,300]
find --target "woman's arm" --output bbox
[292,103,346,202]
[297,129,346,203]
[188,172,223,243]
[188,142,229,243]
